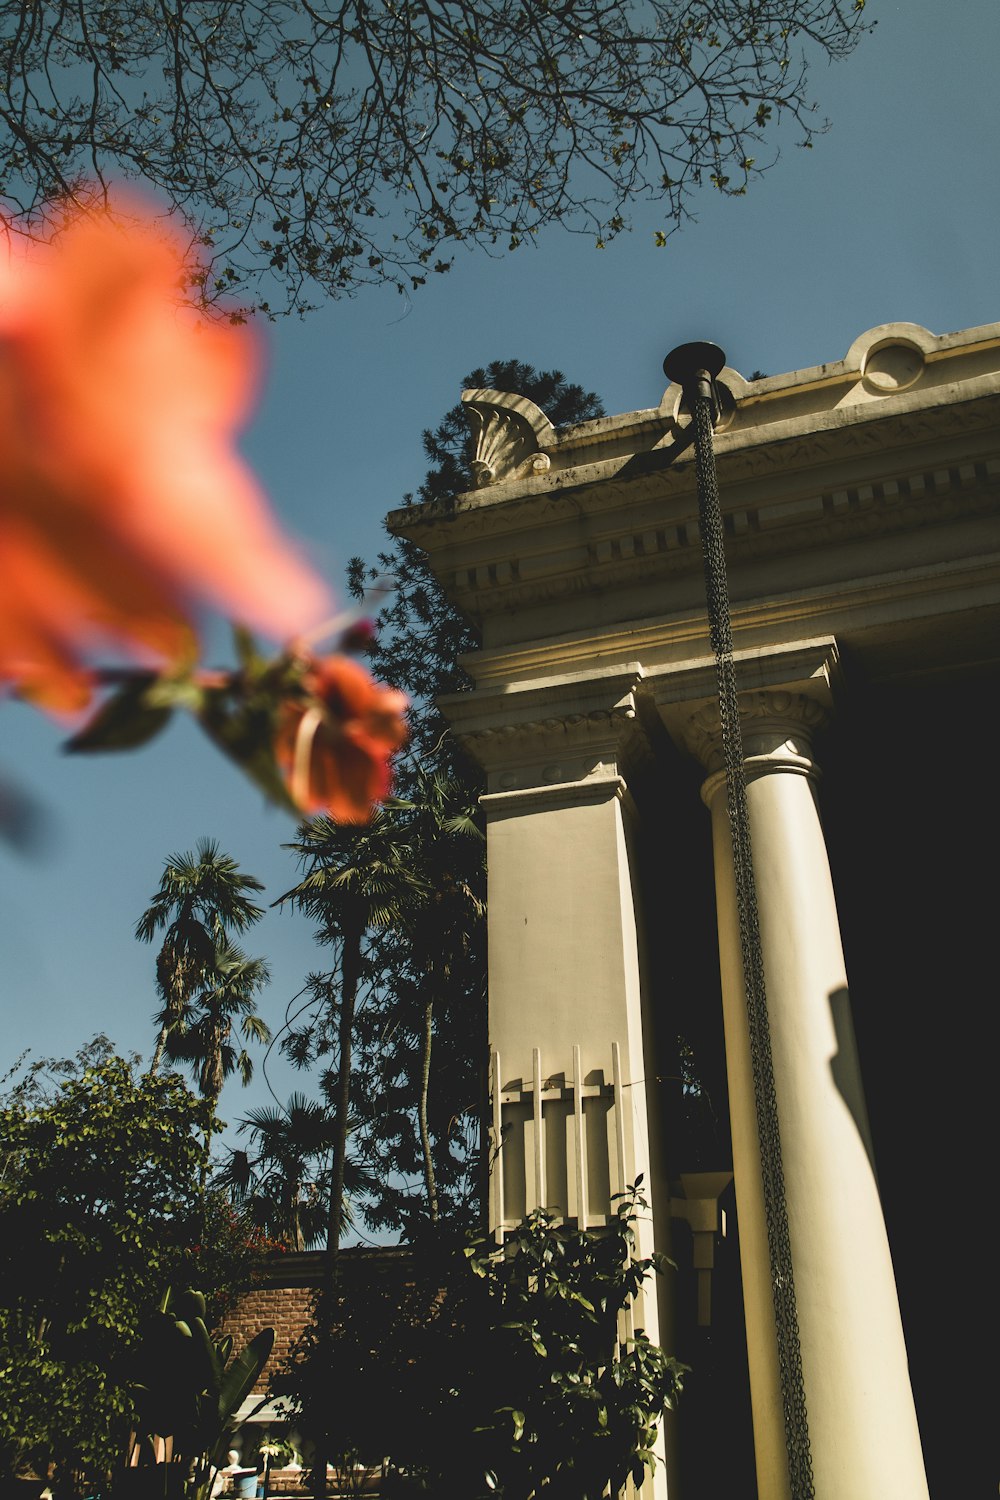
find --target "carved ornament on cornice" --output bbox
[462,389,556,488]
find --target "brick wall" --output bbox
[217,1250,411,1497]
[221,1281,316,1391]
[219,1248,411,1393]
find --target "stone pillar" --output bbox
[483,772,654,1229]
[462,674,674,1497]
[685,690,928,1500]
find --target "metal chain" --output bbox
[690,390,815,1499]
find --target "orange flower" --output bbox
[276,655,408,822]
[0,202,330,711]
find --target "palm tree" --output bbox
[278,810,428,1271]
[217,1094,376,1250]
[136,839,265,1073]
[390,770,484,1224]
[164,940,271,1190]
[279,814,426,1500]
[165,943,271,1104]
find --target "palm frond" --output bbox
[241,1014,272,1045]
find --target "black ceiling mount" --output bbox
[662,340,727,387]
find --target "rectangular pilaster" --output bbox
[483,772,673,1497]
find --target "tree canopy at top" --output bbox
[0,1,868,315]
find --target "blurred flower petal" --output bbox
[275,655,408,822]
[0,202,331,709]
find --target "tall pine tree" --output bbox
[287,364,605,1238]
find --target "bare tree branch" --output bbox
[0,1,869,315]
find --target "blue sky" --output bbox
[1,0,996,1212]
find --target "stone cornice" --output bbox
[393,321,1000,511]
[389,395,1000,622]
[439,666,649,790]
[440,322,1000,496]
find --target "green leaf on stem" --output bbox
[65,676,172,752]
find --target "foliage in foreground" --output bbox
[129,1288,274,1500]
[277,1183,685,1498]
[0,1041,265,1491]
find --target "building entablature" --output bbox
[441,639,841,794]
[389,322,1000,699]
[439,663,647,795]
[395,322,1000,533]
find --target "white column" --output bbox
[687,690,928,1500]
[471,681,675,1499]
[484,774,653,1214]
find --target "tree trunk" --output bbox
[149,948,194,1075]
[417,996,438,1224]
[194,1092,218,1230]
[199,1125,212,1201]
[315,922,362,1499]
[326,924,361,1274]
[198,1028,224,1200]
[149,1026,168,1075]
[290,1176,304,1252]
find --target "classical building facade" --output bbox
[388,322,999,1499]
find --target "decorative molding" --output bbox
[680,689,831,781]
[491,1041,630,1231]
[442,451,1000,606]
[860,338,926,395]
[842,320,940,379]
[438,667,653,791]
[647,640,839,777]
[481,772,628,818]
[462,388,556,487]
[653,636,837,708]
[460,704,640,792]
[461,702,637,751]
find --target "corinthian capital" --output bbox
[681,689,830,777]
